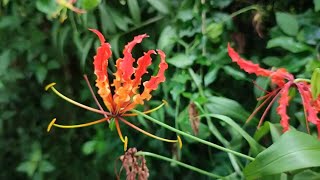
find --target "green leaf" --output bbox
[206,23,224,42]
[314,0,320,11]
[16,161,37,177]
[311,68,320,99]
[36,0,58,14]
[267,36,311,53]
[275,12,299,36]
[38,160,55,172]
[167,53,195,68]
[147,0,170,14]
[82,140,97,155]
[99,3,116,33]
[293,169,320,180]
[223,66,246,80]
[0,50,11,76]
[206,96,251,122]
[203,114,265,156]
[80,37,94,69]
[253,122,283,142]
[128,0,141,23]
[81,0,101,10]
[107,6,129,31]
[157,26,177,54]
[35,65,47,84]
[244,130,320,179]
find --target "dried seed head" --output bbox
[120,148,149,180]
[188,102,200,136]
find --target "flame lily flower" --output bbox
[228,43,320,138]
[46,29,182,150]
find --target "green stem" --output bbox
[135,151,225,179]
[131,109,255,161]
[294,78,311,83]
[229,5,260,19]
[119,15,164,36]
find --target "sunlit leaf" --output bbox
[275,12,299,36]
[267,36,311,53]
[244,130,320,179]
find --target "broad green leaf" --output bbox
[314,0,320,11]
[38,160,55,172]
[80,37,93,69]
[16,161,37,177]
[311,68,320,99]
[0,50,11,76]
[267,36,311,53]
[36,0,58,14]
[107,6,129,31]
[157,26,177,54]
[206,23,224,42]
[275,12,299,36]
[35,65,47,84]
[293,169,320,180]
[223,66,246,80]
[99,3,116,33]
[128,0,141,23]
[262,56,282,67]
[147,0,170,14]
[202,114,265,156]
[81,0,101,10]
[244,130,320,179]
[253,122,282,142]
[167,53,195,68]
[206,96,251,122]
[204,66,219,86]
[82,140,97,155]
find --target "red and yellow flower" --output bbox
[228,43,320,137]
[46,29,182,150]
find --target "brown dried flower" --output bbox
[120,148,149,180]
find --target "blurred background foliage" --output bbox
[1,0,320,179]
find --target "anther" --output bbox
[45,82,56,91]
[47,118,57,132]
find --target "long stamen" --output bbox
[115,118,128,151]
[122,100,168,117]
[83,75,109,121]
[257,90,281,128]
[45,83,111,116]
[47,117,109,132]
[118,116,182,148]
[246,91,276,124]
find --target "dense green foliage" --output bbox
[1,0,320,179]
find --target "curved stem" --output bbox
[228,5,259,20]
[136,151,225,179]
[45,83,111,116]
[131,109,255,161]
[294,78,311,83]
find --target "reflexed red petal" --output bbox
[89,29,106,45]
[270,68,294,87]
[144,50,168,90]
[133,50,156,87]
[91,29,113,111]
[227,43,272,77]
[276,82,293,132]
[296,82,320,125]
[120,34,149,81]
